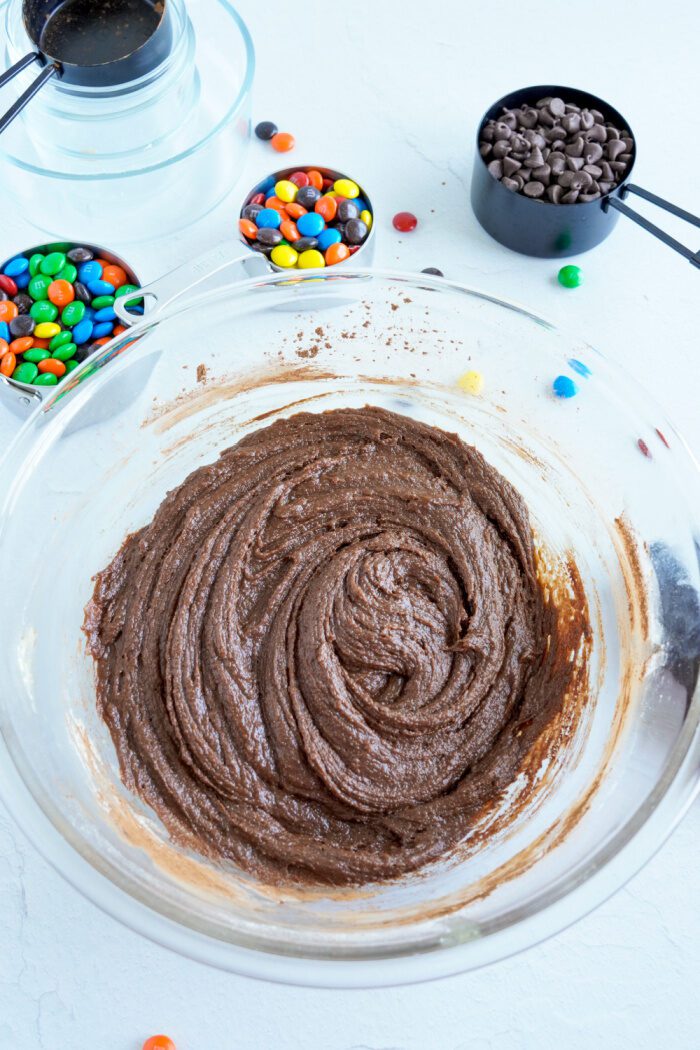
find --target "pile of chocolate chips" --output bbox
[479,96,634,204]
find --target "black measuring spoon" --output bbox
[0,0,172,135]
[471,85,700,268]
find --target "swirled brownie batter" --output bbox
[85,406,582,886]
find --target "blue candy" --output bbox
[87,279,115,297]
[14,270,30,289]
[4,256,29,277]
[353,197,368,212]
[93,306,116,323]
[128,304,144,315]
[297,212,325,237]
[72,318,94,345]
[259,176,276,195]
[83,306,95,322]
[0,322,9,342]
[92,321,114,339]
[553,375,578,399]
[256,208,282,230]
[568,358,592,378]
[317,228,342,251]
[78,260,102,284]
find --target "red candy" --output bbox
[348,245,361,254]
[289,170,309,188]
[0,274,18,296]
[250,192,265,206]
[637,438,651,459]
[321,177,333,190]
[393,211,418,232]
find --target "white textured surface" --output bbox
[1,0,699,1046]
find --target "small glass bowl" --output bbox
[0,0,255,243]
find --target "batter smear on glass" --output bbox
[85,406,584,886]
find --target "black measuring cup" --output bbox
[471,85,700,267]
[0,0,172,135]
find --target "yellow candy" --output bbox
[274,179,298,203]
[360,209,372,230]
[297,249,326,269]
[270,245,299,268]
[334,177,359,199]
[458,369,484,395]
[34,322,61,339]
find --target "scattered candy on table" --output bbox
[0,247,141,389]
[552,374,578,398]
[458,369,484,395]
[637,438,652,458]
[568,357,591,377]
[393,211,418,232]
[421,267,444,277]
[239,168,372,268]
[254,120,277,141]
[142,1036,176,1050]
[558,264,583,288]
[655,428,670,448]
[270,131,295,152]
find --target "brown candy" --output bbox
[479,94,634,205]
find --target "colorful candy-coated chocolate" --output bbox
[275,179,298,203]
[315,196,337,222]
[33,372,58,386]
[297,249,325,269]
[78,260,102,284]
[101,264,127,288]
[87,279,115,297]
[0,301,18,323]
[91,295,115,310]
[55,262,78,284]
[255,120,277,141]
[270,131,295,152]
[12,361,38,384]
[28,253,44,276]
[30,300,58,323]
[333,178,359,199]
[0,274,18,295]
[289,171,309,188]
[270,245,299,268]
[93,306,116,323]
[325,242,350,265]
[48,279,75,307]
[142,1036,176,1050]
[3,256,29,277]
[38,357,66,377]
[558,264,583,288]
[33,321,61,339]
[360,209,373,230]
[0,351,15,376]
[393,211,417,232]
[49,330,73,351]
[72,318,94,344]
[0,323,9,342]
[256,208,283,230]
[553,375,578,398]
[421,267,444,277]
[0,337,7,355]
[52,341,77,361]
[9,336,33,354]
[40,252,66,276]
[61,301,86,327]
[65,359,80,373]
[280,220,300,242]
[28,274,51,300]
[114,284,142,303]
[10,315,34,338]
[458,369,484,395]
[23,348,50,363]
[14,271,30,290]
[92,322,114,338]
[297,212,325,237]
[239,218,258,239]
[317,228,342,251]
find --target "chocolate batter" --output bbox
[85,407,579,886]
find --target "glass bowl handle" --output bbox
[114,244,271,327]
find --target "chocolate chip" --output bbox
[607,139,626,161]
[482,125,496,143]
[598,181,613,195]
[479,143,492,159]
[562,112,581,134]
[501,177,520,192]
[584,163,603,179]
[619,153,632,164]
[500,110,518,129]
[564,103,581,113]
[524,146,545,168]
[562,189,580,203]
[503,156,522,176]
[549,151,566,174]
[487,159,503,179]
[549,97,566,118]
[532,164,551,184]
[566,155,585,172]
[580,110,595,130]
[565,136,585,157]
[520,108,539,129]
[547,184,564,203]
[578,191,601,202]
[585,124,607,143]
[559,170,592,191]
[523,181,545,198]
[492,140,511,159]
[599,160,614,181]
[539,108,556,127]
[583,142,604,164]
[551,139,566,151]
[493,122,512,141]
[606,125,620,140]
[622,136,634,151]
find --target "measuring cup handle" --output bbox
[0,57,60,136]
[113,243,272,326]
[606,184,700,269]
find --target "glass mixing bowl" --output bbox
[0,269,699,987]
[0,0,254,242]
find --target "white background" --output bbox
[1,0,699,1047]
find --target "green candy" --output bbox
[52,342,76,361]
[557,264,583,289]
[61,301,85,327]
[23,348,50,363]
[49,330,73,351]
[114,284,142,304]
[30,300,58,323]
[55,262,78,284]
[33,372,58,386]
[28,274,51,301]
[40,251,66,276]
[65,359,80,373]
[12,361,38,384]
[29,253,45,276]
[91,295,115,310]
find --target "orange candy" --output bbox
[239,218,258,239]
[325,242,351,266]
[265,196,288,212]
[9,336,34,355]
[101,264,127,289]
[0,351,16,377]
[48,279,75,307]
[280,220,300,242]
[285,202,308,219]
[113,324,126,336]
[31,337,50,349]
[270,131,295,152]
[38,358,66,377]
[142,1037,176,1050]
[0,301,18,323]
[315,196,337,222]
[94,258,110,269]
[307,169,323,190]
[0,338,8,356]
[92,337,111,346]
